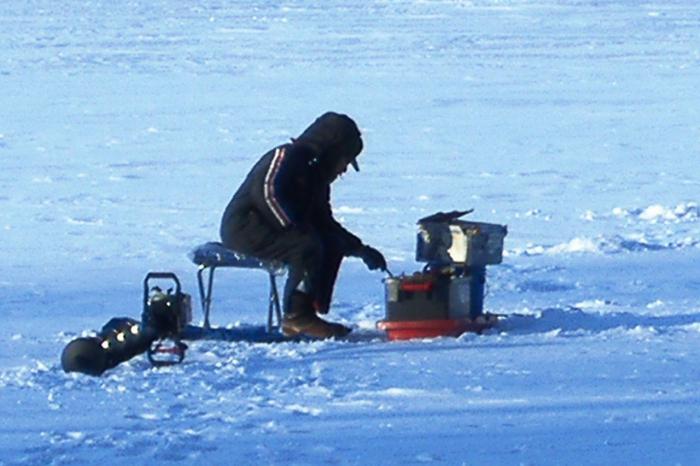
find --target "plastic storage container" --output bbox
[416,220,507,266]
[378,268,496,340]
[384,269,485,321]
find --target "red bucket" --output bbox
[377,316,498,341]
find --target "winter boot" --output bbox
[282,291,351,339]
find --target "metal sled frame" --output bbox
[190,242,284,333]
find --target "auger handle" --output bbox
[143,272,182,311]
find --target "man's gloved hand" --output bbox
[359,245,387,271]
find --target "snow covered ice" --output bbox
[2,0,700,464]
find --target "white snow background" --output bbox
[2,1,700,464]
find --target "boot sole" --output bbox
[282,324,351,340]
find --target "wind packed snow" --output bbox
[2,1,700,464]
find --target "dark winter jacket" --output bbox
[220,112,364,257]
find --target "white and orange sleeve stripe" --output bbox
[263,147,293,227]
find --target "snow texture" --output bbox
[2,0,700,464]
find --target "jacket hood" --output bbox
[296,112,363,172]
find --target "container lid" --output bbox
[417,209,473,225]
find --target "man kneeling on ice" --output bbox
[220,112,387,339]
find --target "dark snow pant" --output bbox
[221,210,344,315]
[279,231,343,315]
